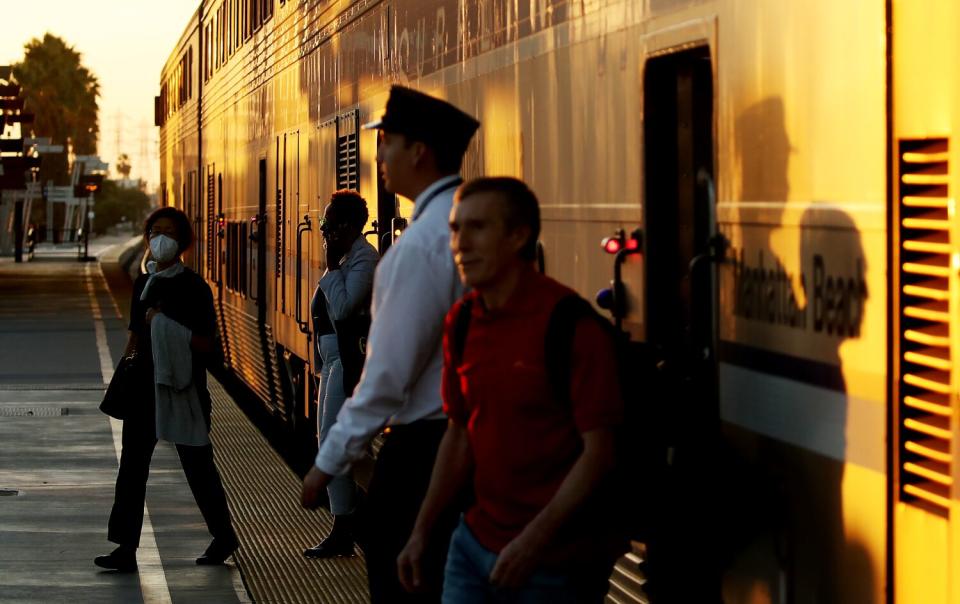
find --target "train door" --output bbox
[205,164,218,286]
[189,170,201,275]
[274,130,308,337]
[217,172,224,288]
[288,129,312,347]
[641,45,722,602]
[252,158,267,316]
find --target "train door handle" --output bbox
[215,213,225,286]
[294,215,312,334]
[688,233,729,274]
[248,214,262,302]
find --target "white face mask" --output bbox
[149,234,179,263]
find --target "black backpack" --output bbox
[450,294,669,543]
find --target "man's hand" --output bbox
[397,530,429,593]
[300,465,332,508]
[489,526,550,589]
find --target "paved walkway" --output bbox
[0,249,245,603]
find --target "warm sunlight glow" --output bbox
[1,1,201,191]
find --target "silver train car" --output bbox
[159,0,960,601]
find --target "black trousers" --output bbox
[358,419,460,604]
[107,409,236,549]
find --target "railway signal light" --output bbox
[601,229,641,255]
[596,228,643,328]
[601,229,625,254]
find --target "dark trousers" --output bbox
[358,419,460,604]
[107,410,236,548]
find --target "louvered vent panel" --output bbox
[898,138,954,513]
[337,110,360,191]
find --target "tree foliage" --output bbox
[13,34,100,183]
[94,180,151,233]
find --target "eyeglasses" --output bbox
[318,218,346,234]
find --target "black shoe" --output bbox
[94,546,137,572]
[304,514,356,558]
[196,536,239,565]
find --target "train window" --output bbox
[213,12,219,71]
[262,0,272,22]
[220,5,227,67]
[241,221,248,294]
[204,23,211,81]
[896,137,953,515]
[234,0,241,52]
[251,0,261,33]
[213,10,219,71]
[187,47,192,100]
[336,110,360,190]
[224,222,248,295]
[226,223,235,291]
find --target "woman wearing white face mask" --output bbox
[95,207,238,572]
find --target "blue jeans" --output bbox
[317,334,357,515]
[442,519,610,604]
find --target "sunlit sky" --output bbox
[1,1,201,192]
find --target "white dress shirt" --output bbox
[315,175,465,476]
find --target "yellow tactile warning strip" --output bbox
[208,375,370,603]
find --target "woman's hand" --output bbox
[324,239,344,270]
[145,307,162,325]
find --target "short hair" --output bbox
[455,177,540,261]
[433,142,467,174]
[143,206,194,254]
[400,134,467,175]
[327,189,369,230]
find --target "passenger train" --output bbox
[158,0,960,601]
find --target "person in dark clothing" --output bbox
[303,190,379,558]
[94,207,238,572]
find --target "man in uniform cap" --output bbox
[302,85,480,603]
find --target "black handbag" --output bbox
[335,314,371,396]
[99,355,145,420]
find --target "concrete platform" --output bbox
[0,250,245,603]
[0,237,371,603]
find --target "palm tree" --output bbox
[13,34,100,184]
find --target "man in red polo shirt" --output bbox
[397,177,624,603]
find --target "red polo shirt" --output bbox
[442,270,624,556]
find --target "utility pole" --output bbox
[139,118,148,187]
[114,110,124,177]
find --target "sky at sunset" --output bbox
[1,1,201,191]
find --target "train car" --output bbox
[158,0,960,602]
[157,11,200,263]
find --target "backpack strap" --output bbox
[451,298,474,371]
[544,295,599,406]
